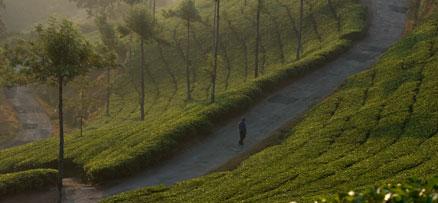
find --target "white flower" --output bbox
[432,193,438,201]
[348,191,355,196]
[384,193,392,201]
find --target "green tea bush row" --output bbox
[0,169,57,199]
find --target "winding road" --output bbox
[1,0,408,202]
[0,87,52,149]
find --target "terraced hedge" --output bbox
[103,9,438,203]
[0,169,57,198]
[0,0,366,183]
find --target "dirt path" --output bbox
[0,87,52,149]
[1,0,408,202]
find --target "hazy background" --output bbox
[3,0,85,33]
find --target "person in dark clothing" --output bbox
[239,118,247,145]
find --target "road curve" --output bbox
[1,86,52,149]
[1,0,408,202]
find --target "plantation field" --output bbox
[103,8,438,203]
[0,0,366,183]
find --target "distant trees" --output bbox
[14,19,99,203]
[0,48,13,87]
[96,15,120,116]
[166,0,201,101]
[69,0,119,15]
[123,6,155,121]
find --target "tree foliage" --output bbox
[17,19,99,82]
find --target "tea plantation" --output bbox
[0,0,366,184]
[103,7,438,203]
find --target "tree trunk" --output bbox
[327,0,341,32]
[106,66,110,116]
[211,0,220,103]
[140,38,145,121]
[226,19,248,82]
[80,89,84,137]
[158,44,178,93]
[186,19,192,101]
[254,0,261,78]
[297,0,304,60]
[153,0,156,23]
[57,76,64,203]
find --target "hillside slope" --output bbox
[0,0,366,185]
[104,1,438,203]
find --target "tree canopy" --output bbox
[124,5,155,40]
[165,0,201,22]
[19,19,99,82]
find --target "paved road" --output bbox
[1,0,408,202]
[0,87,52,149]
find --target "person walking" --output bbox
[238,118,247,145]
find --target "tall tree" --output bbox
[96,14,119,116]
[211,0,220,103]
[123,5,155,121]
[14,19,99,203]
[254,0,262,78]
[297,0,304,60]
[167,0,201,101]
[275,0,299,60]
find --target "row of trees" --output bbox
[63,0,329,122]
[114,0,306,112]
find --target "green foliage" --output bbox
[318,177,438,203]
[103,8,438,203]
[0,169,57,198]
[0,0,367,185]
[166,0,201,22]
[124,5,155,40]
[0,48,12,87]
[16,19,99,82]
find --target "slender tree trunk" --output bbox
[80,89,84,137]
[254,0,261,78]
[140,39,145,121]
[106,66,110,116]
[297,0,304,60]
[211,0,220,103]
[158,44,178,93]
[57,76,64,203]
[153,0,156,23]
[186,19,192,101]
[327,0,341,32]
[226,19,248,81]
